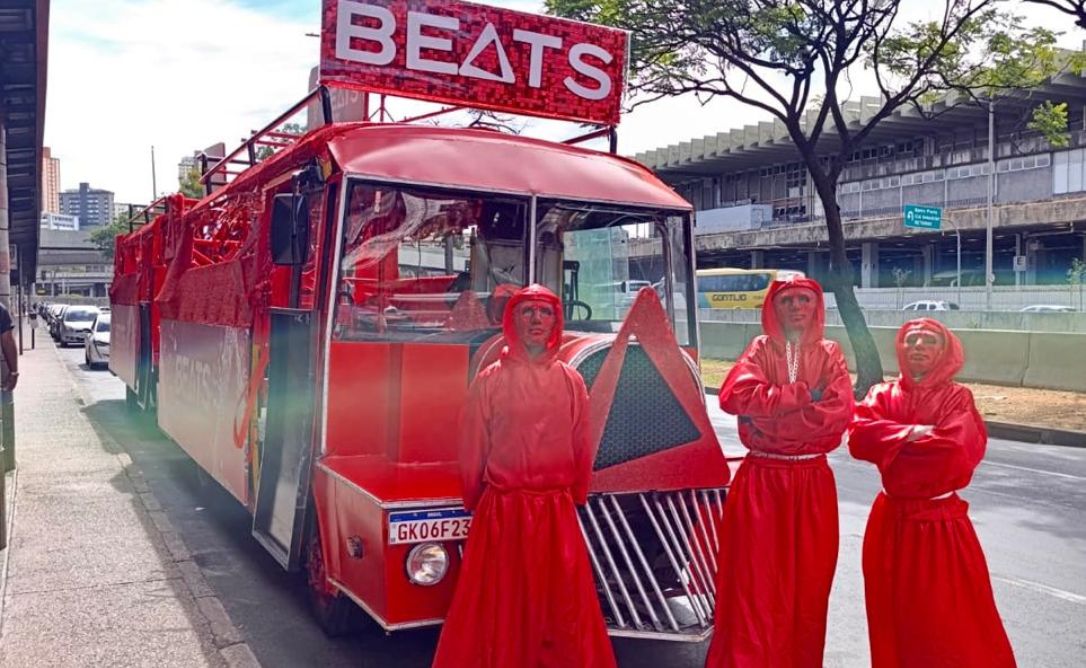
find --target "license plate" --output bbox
[388,507,471,545]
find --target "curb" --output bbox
[702,386,1086,448]
[986,421,1086,448]
[61,344,263,667]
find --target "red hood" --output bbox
[896,318,964,390]
[761,276,826,346]
[501,284,564,364]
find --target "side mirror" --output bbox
[270,193,311,266]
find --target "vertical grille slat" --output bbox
[639,493,710,627]
[608,495,680,632]
[691,490,719,580]
[583,500,644,628]
[579,518,627,629]
[701,490,721,556]
[596,498,663,631]
[665,496,715,604]
[579,489,726,639]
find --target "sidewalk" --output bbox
[0,341,257,667]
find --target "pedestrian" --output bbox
[848,318,1015,667]
[0,300,18,392]
[706,276,853,668]
[432,284,615,668]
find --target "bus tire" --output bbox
[305,527,359,637]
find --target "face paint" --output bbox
[514,299,556,355]
[773,287,818,339]
[903,328,946,378]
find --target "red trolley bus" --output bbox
[110,0,730,644]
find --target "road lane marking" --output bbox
[993,576,1086,605]
[982,461,1086,481]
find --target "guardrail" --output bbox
[699,307,1086,333]
[700,321,1086,393]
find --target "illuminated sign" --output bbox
[320,0,629,125]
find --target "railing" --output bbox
[580,489,726,641]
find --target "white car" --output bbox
[84,313,111,369]
[1020,304,1076,313]
[85,314,110,371]
[903,300,960,312]
[58,306,100,347]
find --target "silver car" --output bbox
[84,313,110,369]
[59,306,100,347]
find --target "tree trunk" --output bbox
[811,172,884,398]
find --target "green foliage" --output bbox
[1030,101,1071,148]
[256,122,306,161]
[88,213,132,261]
[179,167,204,199]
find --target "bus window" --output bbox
[535,200,693,345]
[333,182,528,341]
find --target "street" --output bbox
[59,344,1086,667]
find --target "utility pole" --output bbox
[985,98,995,311]
[151,145,158,200]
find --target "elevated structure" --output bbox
[635,73,1086,289]
[0,0,49,288]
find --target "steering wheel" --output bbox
[565,300,592,321]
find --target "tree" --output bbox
[179,166,204,199]
[88,212,132,261]
[1026,0,1086,29]
[256,122,306,161]
[548,0,1068,394]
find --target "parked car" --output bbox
[84,312,111,369]
[1020,304,1076,313]
[57,306,100,347]
[903,300,960,311]
[49,304,69,339]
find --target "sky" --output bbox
[45,0,1080,205]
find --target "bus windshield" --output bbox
[332,181,528,342]
[535,201,694,345]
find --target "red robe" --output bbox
[849,318,1015,667]
[432,285,615,668]
[707,277,854,668]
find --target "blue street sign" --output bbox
[903,204,941,230]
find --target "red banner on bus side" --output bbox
[320,0,628,126]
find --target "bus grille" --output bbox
[578,489,726,640]
[574,346,702,470]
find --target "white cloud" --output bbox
[45,0,1080,204]
[46,0,317,204]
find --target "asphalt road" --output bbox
[58,344,1086,667]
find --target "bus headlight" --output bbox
[405,543,449,586]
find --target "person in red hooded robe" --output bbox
[849,318,1015,667]
[432,284,616,668]
[706,277,854,668]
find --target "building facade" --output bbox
[41,146,60,213]
[40,211,79,231]
[635,74,1086,289]
[60,182,114,230]
[37,227,112,298]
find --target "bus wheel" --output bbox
[305,528,359,637]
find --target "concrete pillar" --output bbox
[861,241,879,288]
[1025,236,1040,286]
[806,250,819,279]
[750,250,765,269]
[922,244,934,286]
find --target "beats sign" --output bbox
[320,0,629,125]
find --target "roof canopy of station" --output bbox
[634,72,1086,180]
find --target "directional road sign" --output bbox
[903,204,941,230]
